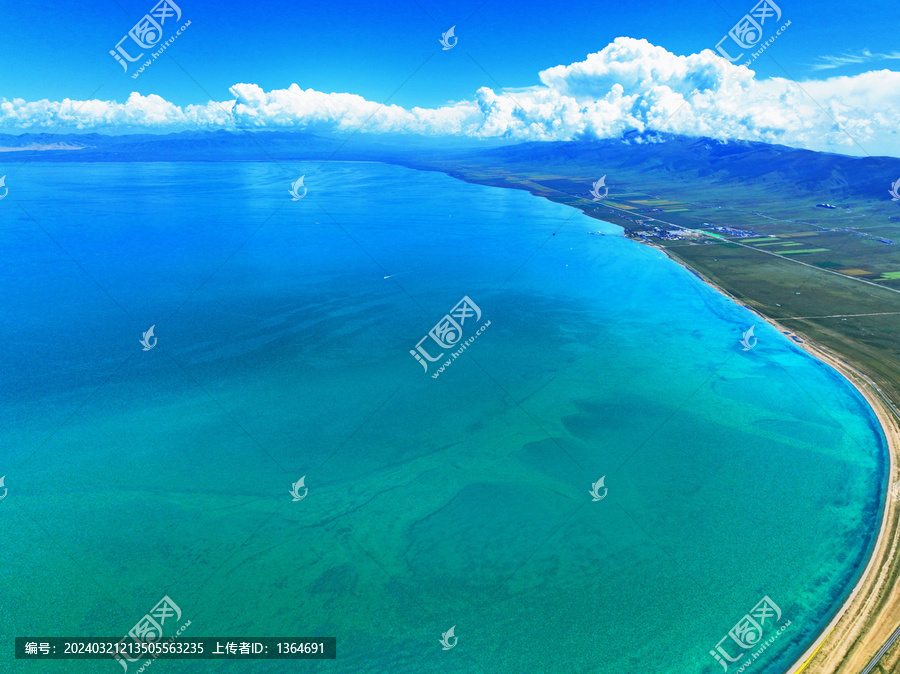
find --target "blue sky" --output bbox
[1,0,898,156]
[2,0,892,107]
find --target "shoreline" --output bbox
[413,165,900,672]
[654,243,900,674]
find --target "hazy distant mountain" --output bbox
[418,132,900,201]
[0,129,507,163]
[1,129,897,200]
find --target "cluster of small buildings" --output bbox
[704,224,763,237]
[624,226,693,242]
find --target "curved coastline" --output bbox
[655,245,900,674]
[400,163,897,670]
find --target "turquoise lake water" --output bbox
[0,161,888,672]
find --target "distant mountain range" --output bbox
[0,130,499,163]
[1,129,898,200]
[420,132,900,204]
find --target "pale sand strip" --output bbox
[781,343,900,674]
[657,248,900,674]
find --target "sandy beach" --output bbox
[660,248,900,674]
[783,343,900,674]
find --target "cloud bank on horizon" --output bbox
[2,38,899,157]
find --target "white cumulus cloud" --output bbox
[2,38,899,156]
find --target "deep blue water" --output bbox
[0,161,887,673]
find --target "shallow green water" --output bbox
[0,161,887,673]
